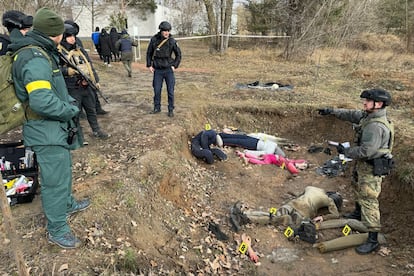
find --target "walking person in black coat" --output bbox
[109,27,120,62]
[99,28,112,66]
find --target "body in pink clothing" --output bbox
[238,152,305,175]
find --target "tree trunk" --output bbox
[203,0,218,53]
[223,0,233,51]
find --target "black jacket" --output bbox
[99,29,111,56]
[146,32,181,69]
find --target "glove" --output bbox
[95,83,100,90]
[318,108,333,115]
[337,144,346,154]
[68,67,78,76]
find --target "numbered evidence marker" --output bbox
[269,207,277,216]
[205,123,211,130]
[342,224,352,236]
[238,241,248,254]
[284,226,294,238]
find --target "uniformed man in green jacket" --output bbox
[318,88,394,254]
[9,8,90,249]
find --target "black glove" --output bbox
[337,144,346,154]
[318,108,332,115]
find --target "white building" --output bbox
[70,3,180,39]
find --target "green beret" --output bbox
[33,8,64,37]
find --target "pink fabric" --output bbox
[243,153,300,175]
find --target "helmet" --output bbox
[64,20,79,35]
[158,21,171,31]
[2,10,33,31]
[63,23,77,37]
[326,191,343,211]
[360,89,391,107]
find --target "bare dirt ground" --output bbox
[1,39,414,275]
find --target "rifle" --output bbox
[58,52,109,103]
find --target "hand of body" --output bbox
[312,215,323,223]
[318,108,333,115]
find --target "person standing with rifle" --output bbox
[146,21,181,117]
[318,88,394,254]
[59,23,109,140]
[9,8,90,248]
[64,19,108,115]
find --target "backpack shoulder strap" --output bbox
[12,45,53,67]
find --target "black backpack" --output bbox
[294,220,317,244]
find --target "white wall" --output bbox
[71,4,179,39]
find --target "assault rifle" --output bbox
[58,52,109,103]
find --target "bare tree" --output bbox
[202,0,233,53]
[166,0,205,35]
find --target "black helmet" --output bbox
[64,20,80,35]
[326,191,343,211]
[2,10,33,32]
[360,89,391,107]
[158,21,171,31]
[63,23,77,37]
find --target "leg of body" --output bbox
[191,142,214,164]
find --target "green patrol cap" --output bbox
[33,8,64,37]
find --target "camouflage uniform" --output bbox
[331,108,393,232]
[244,186,340,227]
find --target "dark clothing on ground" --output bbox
[219,133,259,149]
[191,130,226,164]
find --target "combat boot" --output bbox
[355,232,379,254]
[343,202,361,220]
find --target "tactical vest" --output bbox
[58,45,97,84]
[356,115,394,156]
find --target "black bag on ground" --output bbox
[294,220,317,244]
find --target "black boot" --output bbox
[355,232,379,254]
[343,202,361,220]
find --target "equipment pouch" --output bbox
[373,157,394,176]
